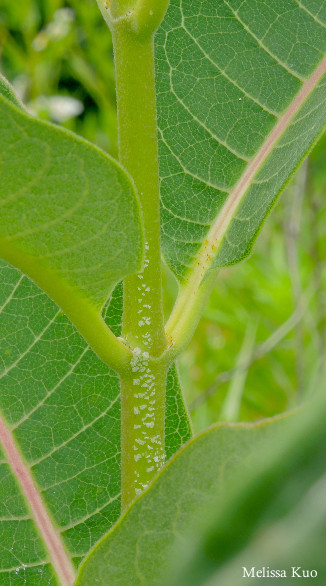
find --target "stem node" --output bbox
[97,0,170,38]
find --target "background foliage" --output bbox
[1,0,325,433]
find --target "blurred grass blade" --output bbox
[220,320,258,422]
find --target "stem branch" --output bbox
[165,271,218,359]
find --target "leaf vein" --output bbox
[12,345,90,431]
[0,309,61,380]
[167,65,251,162]
[158,129,231,192]
[179,19,281,118]
[294,0,326,28]
[60,493,120,532]
[223,0,306,82]
[0,274,24,315]
[31,394,120,468]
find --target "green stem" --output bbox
[166,271,218,359]
[111,13,169,508]
[120,358,168,509]
[114,29,166,356]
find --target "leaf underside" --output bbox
[156,0,326,282]
[0,262,191,583]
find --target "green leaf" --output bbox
[169,394,326,586]
[0,261,191,584]
[0,78,143,369]
[156,0,326,283]
[0,74,25,110]
[165,364,193,460]
[75,414,290,585]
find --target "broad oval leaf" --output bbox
[156,0,326,283]
[0,78,143,365]
[0,261,191,585]
[75,415,289,585]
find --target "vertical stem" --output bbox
[120,358,168,508]
[112,25,168,509]
[114,28,166,355]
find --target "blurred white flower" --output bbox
[32,8,75,51]
[29,95,84,123]
[12,74,30,103]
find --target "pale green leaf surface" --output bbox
[0,262,191,584]
[156,0,326,282]
[75,415,287,586]
[0,81,143,310]
[169,394,326,586]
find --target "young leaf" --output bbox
[75,414,290,585]
[156,1,326,284]
[0,79,143,370]
[0,262,191,584]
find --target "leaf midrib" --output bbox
[186,54,326,291]
[0,412,75,585]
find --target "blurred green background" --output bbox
[1,0,325,434]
